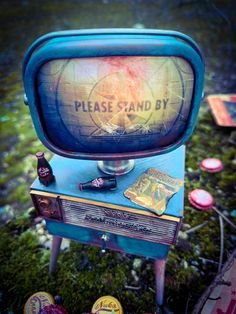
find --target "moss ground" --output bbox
[0,1,236,313]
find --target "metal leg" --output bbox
[49,236,62,275]
[155,259,166,307]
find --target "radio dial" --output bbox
[39,198,51,209]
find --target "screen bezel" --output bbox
[23,30,204,160]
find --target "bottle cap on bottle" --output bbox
[36,152,45,159]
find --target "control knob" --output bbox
[38,197,51,209]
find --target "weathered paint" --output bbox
[30,146,185,270]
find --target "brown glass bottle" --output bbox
[79,176,117,191]
[36,152,55,186]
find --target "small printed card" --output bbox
[207,94,236,127]
[124,168,183,215]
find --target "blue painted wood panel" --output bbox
[31,145,185,218]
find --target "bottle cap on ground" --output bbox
[24,292,54,314]
[91,295,123,314]
[36,152,45,158]
[200,158,224,173]
[188,189,214,210]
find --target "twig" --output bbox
[185,221,209,234]
[124,285,141,291]
[199,257,219,265]
[213,206,236,230]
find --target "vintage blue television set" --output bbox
[23,29,204,308]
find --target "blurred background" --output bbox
[0,1,236,313]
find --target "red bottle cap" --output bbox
[188,189,214,211]
[39,304,68,314]
[200,158,224,173]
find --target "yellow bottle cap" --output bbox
[91,295,123,314]
[24,291,54,314]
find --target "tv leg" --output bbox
[49,236,62,275]
[154,259,166,308]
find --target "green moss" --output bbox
[4,182,30,204]
[0,224,156,313]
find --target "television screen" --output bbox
[37,56,194,154]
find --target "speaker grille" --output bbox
[61,199,178,245]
